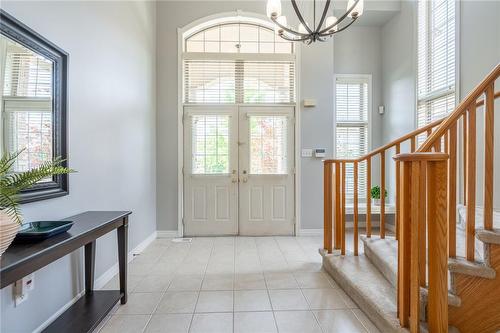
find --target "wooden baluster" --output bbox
[354,162,359,256]
[411,137,416,152]
[410,160,425,333]
[463,115,468,205]
[427,158,449,333]
[341,162,346,255]
[335,163,341,250]
[484,84,495,230]
[324,162,333,253]
[448,124,457,257]
[419,161,427,288]
[381,152,386,238]
[395,144,401,241]
[466,104,477,261]
[366,158,372,237]
[398,159,412,328]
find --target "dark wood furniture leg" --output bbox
[117,216,128,304]
[84,241,96,294]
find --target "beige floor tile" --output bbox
[128,261,155,276]
[195,291,233,313]
[133,274,172,293]
[156,291,198,314]
[268,289,309,311]
[294,272,335,289]
[264,272,299,289]
[234,311,277,333]
[144,314,192,333]
[201,274,234,290]
[99,314,150,333]
[335,288,358,308]
[234,273,266,290]
[189,313,233,333]
[115,292,162,315]
[274,311,322,333]
[302,289,349,310]
[234,290,272,312]
[101,274,142,291]
[314,310,368,333]
[168,275,203,291]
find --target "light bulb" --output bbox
[275,16,288,34]
[347,0,364,18]
[298,23,308,34]
[325,16,338,32]
[266,0,282,18]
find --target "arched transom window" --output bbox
[182,17,296,104]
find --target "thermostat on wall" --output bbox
[314,148,326,158]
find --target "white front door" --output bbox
[183,106,239,236]
[238,106,295,235]
[183,106,294,236]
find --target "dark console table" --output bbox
[0,211,131,333]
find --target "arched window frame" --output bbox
[181,15,297,105]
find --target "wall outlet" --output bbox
[14,274,35,306]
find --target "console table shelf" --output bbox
[0,211,131,333]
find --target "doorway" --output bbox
[183,105,295,236]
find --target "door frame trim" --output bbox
[177,11,302,237]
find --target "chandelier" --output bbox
[266,0,364,44]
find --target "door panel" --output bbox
[183,106,238,236]
[238,107,295,236]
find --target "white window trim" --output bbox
[177,11,302,236]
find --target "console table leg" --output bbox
[117,217,128,304]
[84,241,96,294]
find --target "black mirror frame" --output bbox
[0,10,69,203]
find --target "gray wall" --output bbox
[380,0,416,203]
[0,2,157,332]
[156,0,386,231]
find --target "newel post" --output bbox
[394,153,449,333]
[324,161,333,253]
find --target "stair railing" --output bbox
[323,118,446,255]
[394,63,500,333]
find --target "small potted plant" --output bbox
[370,185,387,206]
[0,150,74,256]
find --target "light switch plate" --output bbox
[301,149,313,157]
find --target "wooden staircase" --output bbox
[321,64,500,333]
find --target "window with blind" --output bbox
[183,21,295,104]
[1,38,53,171]
[417,0,456,131]
[335,76,369,199]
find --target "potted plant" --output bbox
[370,185,387,206]
[0,151,74,256]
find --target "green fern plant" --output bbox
[0,150,75,225]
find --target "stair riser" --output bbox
[363,240,398,288]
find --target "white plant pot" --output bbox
[0,210,19,256]
[373,199,381,206]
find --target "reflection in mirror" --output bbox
[0,35,54,176]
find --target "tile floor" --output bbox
[97,236,381,333]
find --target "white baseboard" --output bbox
[298,229,324,236]
[156,230,180,238]
[35,231,157,333]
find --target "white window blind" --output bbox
[3,52,52,98]
[3,98,53,172]
[191,114,230,174]
[335,77,369,199]
[183,59,295,104]
[417,0,456,130]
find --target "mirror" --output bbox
[1,10,68,203]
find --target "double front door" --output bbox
[183,106,295,236]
